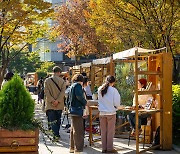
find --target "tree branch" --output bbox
[1,23,20,50]
[9,43,28,61]
[107,0,142,24]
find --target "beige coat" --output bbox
[44,75,66,111]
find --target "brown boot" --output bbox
[69,148,74,153]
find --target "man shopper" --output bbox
[44,66,66,141]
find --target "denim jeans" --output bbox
[127,112,149,129]
[127,112,141,129]
[46,110,62,137]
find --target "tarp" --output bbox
[113,47,166,60]
[81,62,91,68]
[92,57,111,65]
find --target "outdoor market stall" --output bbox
[90,57,114,91]
[114,47,172,153]
[70,65,81,79]
[88,47,172,154]
[81,62,92,79]
[71,57,114,91]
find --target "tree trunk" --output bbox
[167,38,179,84]
[0,75,4,89]
[173,56,180,84]
[0,65,8,89]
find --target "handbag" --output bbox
[70,106,83,116]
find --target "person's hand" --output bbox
[52,100,59,107]
[86,100,90,106]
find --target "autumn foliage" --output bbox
[0,0,53,86]
[89,0,180,54]
[55,0,109,58]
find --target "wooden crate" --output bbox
[0,128,39,153]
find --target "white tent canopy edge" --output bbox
[113,47,166,60]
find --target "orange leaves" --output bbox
[54,0,109,57]
[83,10,91,18]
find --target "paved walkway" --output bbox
[32,95,178,154]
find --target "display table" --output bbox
[88,105,162,146]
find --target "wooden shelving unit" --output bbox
[134,49,173,153]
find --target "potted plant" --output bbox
[0,74,39,153]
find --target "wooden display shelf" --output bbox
[138,90,162,95]
[137,71,162,75]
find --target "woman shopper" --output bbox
[68,74,87,153]
[82,76,92,100]
[98,75,121,153]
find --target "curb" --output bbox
[173,144,180,153]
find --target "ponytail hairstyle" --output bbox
[101,75,115,97]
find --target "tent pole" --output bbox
[135,48,139,154]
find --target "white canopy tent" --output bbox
[72,65,81,69]
[81,62,91,68]
[113,47,166,60]
[92,57,111,65]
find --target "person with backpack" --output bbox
[44,66,66,142]
[68,74,87,153]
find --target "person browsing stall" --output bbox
[83,76,92,100]
[68,74,87,153]
[98,75,121,153]
[44,66,66,142]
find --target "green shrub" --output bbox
[115,63,134,106]
[36,70,47,79]
[172,84,180,144]
[0,74,35,130]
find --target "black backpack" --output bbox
[66,83,78,109]
[152,126,160,148]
